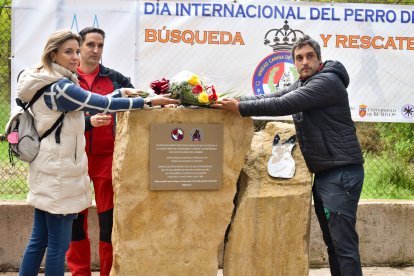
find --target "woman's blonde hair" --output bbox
[40,29,81,72]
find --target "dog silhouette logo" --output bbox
[191,128,202,141]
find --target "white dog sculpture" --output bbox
[267,134,297,178]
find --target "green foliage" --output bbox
[0,99,8,131]
[0,160,29,194]
[0,193,26,200]
[375,123,414,162]
[358,122,414,197]
[362,152,414,199]
[0,1,11,101]
[355,122,384,154]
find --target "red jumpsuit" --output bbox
[66,64,133,276]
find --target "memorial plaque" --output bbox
[150,123,223,190]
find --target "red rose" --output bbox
[150,78,170,95]
[192,84,203,94]
[208,85,218,101]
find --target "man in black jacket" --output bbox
[212,35,364,276]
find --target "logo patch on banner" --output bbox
[252,21,303,95]
[401,104,414,119]
[359,104,367,117]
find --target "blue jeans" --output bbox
[313,164,364,276]
[19,208,76,276]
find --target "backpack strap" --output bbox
[16,82,66,144]
[16,84,51,110]
[40,112,66,143]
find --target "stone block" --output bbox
[111,108,253,276]
[223,122,312,276]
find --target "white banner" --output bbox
[11,0,137,110]
[12,0,414,122]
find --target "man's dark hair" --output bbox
[79,27,106,43]
[291,35,322,62]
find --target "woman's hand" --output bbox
[123,88,150,98]
[90,113,112,127]
[145,94,180,107]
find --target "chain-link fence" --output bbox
[253,120,414,199]
[1,1,413,199]
[0,3,29,199]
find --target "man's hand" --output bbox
[90,113,112,127]
[210,98,241,115]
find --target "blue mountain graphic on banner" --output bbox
[71,14,99,32]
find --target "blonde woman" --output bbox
[17,29,178,276]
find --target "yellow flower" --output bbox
[198,91,209,104]
[188,75,200,86]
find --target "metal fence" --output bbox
[1,1,413,199]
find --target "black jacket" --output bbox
[239,60,363,173]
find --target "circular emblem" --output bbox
[252,51,298,95]
[401,104,414,119]
[171,128,184,141]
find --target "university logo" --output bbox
[252,20,303,95]
[359,104,367,117]
[401,104,414,119]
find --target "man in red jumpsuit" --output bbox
[66,27,134,276]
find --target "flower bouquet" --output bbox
[150,71,219,107]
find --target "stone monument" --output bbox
[111,108,253,275]
[223,122,312,276]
